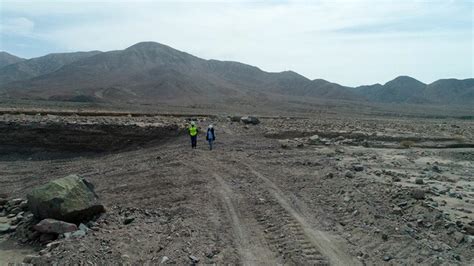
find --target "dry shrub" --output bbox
[453,135,466,143]
[400,140,415,148]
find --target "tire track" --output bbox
[213,173,277,265]
[185,156,277,265]
[242,161,361,266]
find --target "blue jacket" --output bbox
[206,128,215,141]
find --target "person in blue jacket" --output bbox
[206,125,216,150]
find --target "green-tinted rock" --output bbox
[27,175,105,223]
[0,223,10,234]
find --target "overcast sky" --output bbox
[0,0,472,86]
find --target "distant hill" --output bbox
[0,51,102,85]
[0,42,472,105]
[421,79,474,105]
[354,76,474,105]
[0,52,25,68]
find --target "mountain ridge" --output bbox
[0,42,472,105]
[0,52,25,69]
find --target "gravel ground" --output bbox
[0,113,473,265]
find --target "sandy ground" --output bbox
[0,113,473,265]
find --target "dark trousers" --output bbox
[191,135,197,148]
[208,140,213,150]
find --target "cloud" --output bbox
[0,17,35,36]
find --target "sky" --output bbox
[0,0,472,86]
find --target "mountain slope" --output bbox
[0,52,25,68]
[0,51,102,85]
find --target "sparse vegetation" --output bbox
[453,135,466,143]
[400,140,416,148]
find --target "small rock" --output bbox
[79,223,89,232]
[18,200,28,210]
[189,255,200,263]
[0,223,11,234]
[325,173,334,179]
[464,225,474,235]
[7,198,23,207]
[453,254,461,261]
[123,217,135,225]
[352,165,364,172]
[46,241,60,249]
[465,235,474,244]
[34,219,78,234]
[161,256,170,264]
[121,254,130,260]
[240,116,260,125]
[383,255,392,261]
[415,178,424,185]
[411,188,425,200]
[308,135,320,144]
[345,171,354,178]
[432,165,442,173]
[71,229,86,238]
[23,255,41,264]
[452,232,465,244]
[392,206,403,215]
[398,201,408,207]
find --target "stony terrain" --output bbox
[0,111,473,265]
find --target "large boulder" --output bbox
[241,116,260,125]
[27,175,105,223]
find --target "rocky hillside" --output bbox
[0,52,25,68]
[0,42,472,105]
[0,51,101,85]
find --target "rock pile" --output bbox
[0,175,105,264]
[0,196,30,234]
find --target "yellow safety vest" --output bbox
[189,126,197,136]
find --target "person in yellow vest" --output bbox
[189,121,199,149]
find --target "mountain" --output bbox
[354,76,474,105]
[422,79,474,105]
[1,42,324,103]
[0,51,102,85]
[0,52,25,68]
[0,42,472,105]
[355,76,426,103]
